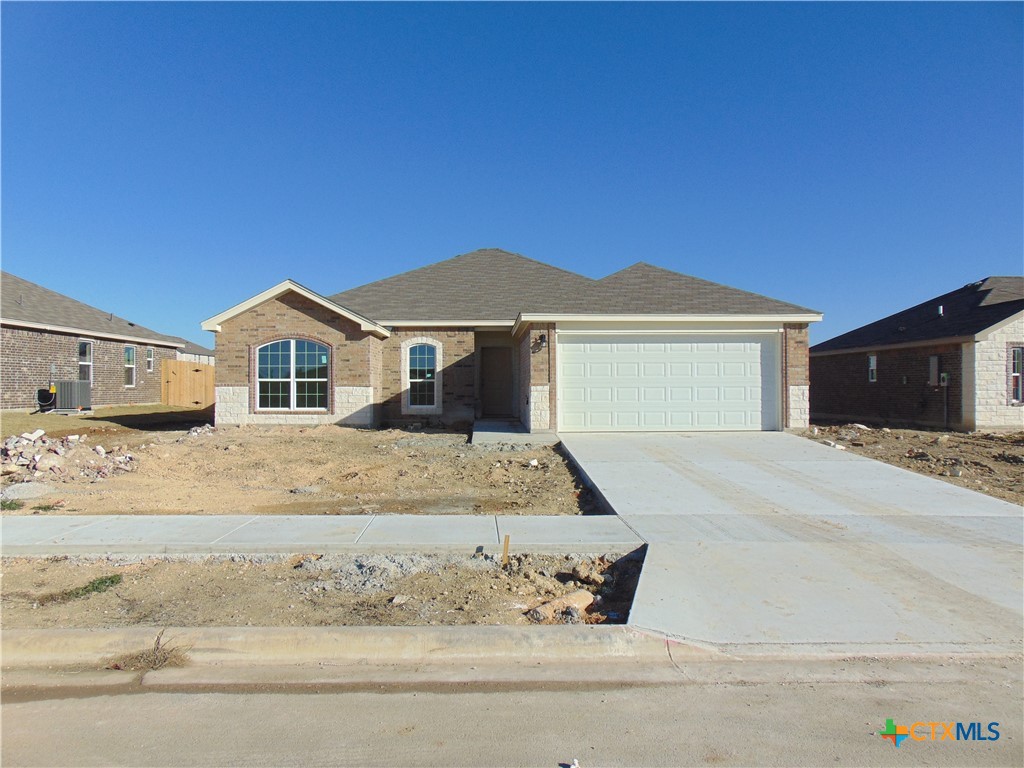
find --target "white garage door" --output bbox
[557,333,780,431]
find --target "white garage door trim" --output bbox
[556,331,781,432]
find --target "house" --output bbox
[174,339,216,366]
[1,272,183,410]
[810,277,1024,431]
[201,249,821,432]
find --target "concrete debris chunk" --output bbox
[21,430,45,442]
[571,560,605,586]
[94,446,106,457]
[526,589,594,623]
[851,424,872,431]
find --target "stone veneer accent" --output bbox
[964,314,1024,430]
[787,385,810,429]
[215,385,373,426]
[529,385,551,430]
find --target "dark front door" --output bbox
[480,346,513,417]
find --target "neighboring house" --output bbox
[202,249,821,432]
[810,277,1024,431]
[174,339,216,366]
[1,272,183,410]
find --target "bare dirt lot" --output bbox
[3,423,597,516]
[805,424,1024,506]
[0,551,643,630]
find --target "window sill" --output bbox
[254,409,329,414]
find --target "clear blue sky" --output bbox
[2,2,1021,347]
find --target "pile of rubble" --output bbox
[1,429,137,484]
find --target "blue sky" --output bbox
[2,2,1021,347]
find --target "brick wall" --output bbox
[379,328,476,427]
[811,343,965,429]
[214,292,380,425]
[1,325,173,410]
[512,323,555,432]
[783,323,810,429]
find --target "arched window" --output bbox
[257,339,329,410]
[401,338,442,415]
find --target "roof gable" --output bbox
[812,277,1024,353]
[1,271,183,346]
[201,279,390,337]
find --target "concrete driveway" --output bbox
[559,432,1023,655]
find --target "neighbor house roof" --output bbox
[812,277,1024,354]
[1,271,183,347]
[173,338,215,357]
[330,249,819,324]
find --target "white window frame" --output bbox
[1012,347,1023,403]
[124,345,136,388]
[78,340,93,386]
[868,354,877,383]
[255,339,330,411]
[146,347,154,373]
[400,337,443,416]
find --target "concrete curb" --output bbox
[1,625,715,669]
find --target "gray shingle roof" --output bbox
[331,249,818,323]
[811,277,1024,353]
[1,272,182,346]
[172,338,215,357]
[582,263,818,315]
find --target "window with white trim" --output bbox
[1012,347,1023,403]
[408,344,437,407]
[400,337,443,415]
[78,341,93,385]
[868,354,877,383]
[256,339,329,410]
[146,347,154,373]
[124,346,136,387]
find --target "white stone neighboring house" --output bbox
[174,339,215,366]
[811,277,1024,432]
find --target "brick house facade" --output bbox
[1,272,183,411]
[203,251,820,433]
[810,278,1023,431]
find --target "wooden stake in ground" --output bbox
[501,534,510,567]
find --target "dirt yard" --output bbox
[0,551,643,630]
[805,424,1024,506]
[2,424,598,516]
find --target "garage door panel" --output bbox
[558,332,779,432]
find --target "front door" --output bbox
[480,346,513,417]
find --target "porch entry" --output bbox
[480,346,513,417]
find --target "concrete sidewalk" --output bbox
[1,513,642,556]
[561,432,1023,656]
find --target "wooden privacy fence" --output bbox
[161,360,215,409]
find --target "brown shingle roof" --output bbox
[811,277,1024,353]
[330,249,818,323]
[1,271,182,346]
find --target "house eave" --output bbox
[201,280,391,338]
[512,312,823,336]
[0,318,183,348]
[810,336,974,357]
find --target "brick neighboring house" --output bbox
[202,249,821,433]
[810,277,1024,431]
[1,272,183,410]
